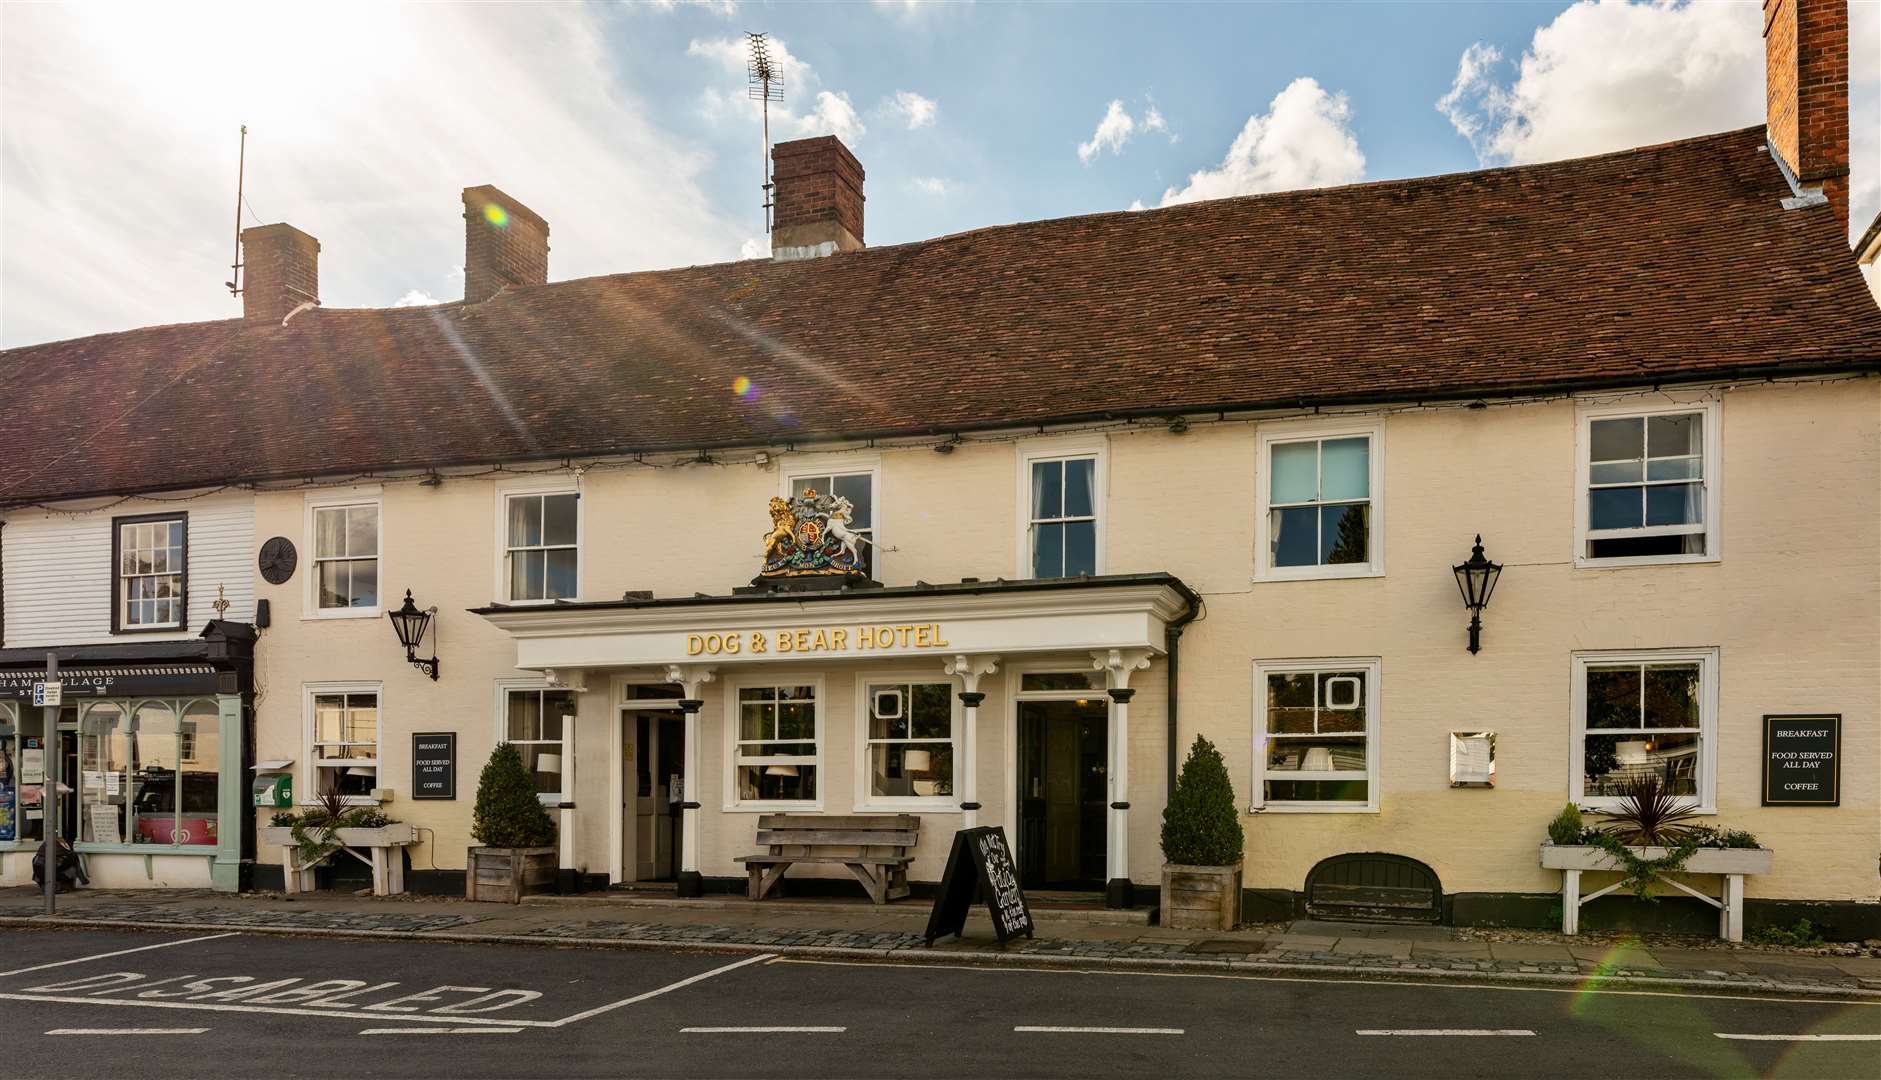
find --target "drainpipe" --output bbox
[1164,595,1202,802]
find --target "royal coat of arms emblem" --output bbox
[759,488,871,581]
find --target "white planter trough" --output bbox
[260,823,418,896]
[1540,843,1773,942]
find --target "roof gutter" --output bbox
[6,360,1880,510]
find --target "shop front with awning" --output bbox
[475,574,1197,907]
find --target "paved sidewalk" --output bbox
[2,886,1877,999]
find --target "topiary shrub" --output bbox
[471,742,557,848]
[1161,735,1243,866]
[1546,803,1585,846]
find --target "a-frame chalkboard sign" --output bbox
[923,826,1034,946]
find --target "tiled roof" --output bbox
[3,126,1877,506]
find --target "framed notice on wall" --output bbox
[412,732,456,800]
[1762,714,1840,806]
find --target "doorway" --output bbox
[1017,697,1108,890]
[632,712,685,881]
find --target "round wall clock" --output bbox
[258,536,298,585]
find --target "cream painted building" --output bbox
[2,1,1877,935]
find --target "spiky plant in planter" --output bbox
[1159,735,1244,929]
[467,742,558,902]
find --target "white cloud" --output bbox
[1436,1,1763,166]
[884,90,938,130]
[392,289,440,307]
[1155,77,1365,207]
[910,177,952,196]
[739,236,769,260]
[689,35,865,145]
[1,3,746,347]
[871,0,966,21]
[1438,0,1878,241]
[1143,105,1168,135]
[646,0,739,16]
[1077,100,1136,164]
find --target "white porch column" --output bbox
[1094,647,1152,909]
[544,668,589,893]
[943,654,1000,831]
[663,663,717,897]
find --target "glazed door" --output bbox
[1017,697,1109,890]
[633,713,684,881]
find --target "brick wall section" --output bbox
[240,224,319,323]
[463,185,550,303]
[771,136,865,254]
[1764,0,1850,235]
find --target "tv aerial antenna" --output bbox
[746,32,783,235]
[226,124,247,297]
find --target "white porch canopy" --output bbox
[475,574,1197,905]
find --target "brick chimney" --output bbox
[770,136,864,261]
[1764,0,1851,234]
[463,185,549,302]
[240,224,319,323]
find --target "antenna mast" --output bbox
[746,32,783,234]
[226,124,247,297]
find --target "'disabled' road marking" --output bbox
[0,934,241,979]
[1715,1033,1881,1042]
[1014,1026,1184,1035]
[1357,1029,1536,1036]
[358,1028,524,1036]
[681,1026,847,1033]
[46,1028,208,1036]
[543,953,776,1028]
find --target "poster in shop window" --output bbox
[923,826,1034,946]
[0,745,15,841]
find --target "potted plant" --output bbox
[258,788,413,892]
[465,742,558,903]
[1159,735,1245,930]
[1540,774,1772,940]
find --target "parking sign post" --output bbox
[40,652,58,914]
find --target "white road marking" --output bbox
[1014,1026,1184,1035]
[1715,1033,1881,1042]
[771,958,1881,1009]
[0,934,241,979]
[682,1026,847,1034]
[46,1028,208,1036]
[541,953,775,1029]
[1357,1029,1536,1036]
[358,1027,524,1036]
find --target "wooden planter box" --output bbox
[1160,862,1243,930]
[259,824,417,896]
[467,846,558,904]
[1540,843,1773,941]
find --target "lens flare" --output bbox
[483,203,509,228]
[732,375,757,400]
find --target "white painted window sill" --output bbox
[723,802,824,814]
[1253,566,1385,584]
[302,608,382,621]
[852,801,962,814]
[1249,804,1380,814]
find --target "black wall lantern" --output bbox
[388,589,441,680]
[1452,535,1503,655]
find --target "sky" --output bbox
[1,0,1876,348]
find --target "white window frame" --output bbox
[1015,437,1108,580]
[1574,396,1721,568]
[1251,657,1382,813]
[1569,647,1719,815]
[853,672,962,812]
[495,677,577,806]
[780,453,882,579]
[113,513,188,631]
[1254,417,1385,582]
[303,488,383,620]
[493,477,583,605]
[722,674,824,812]
[302,681,382,806]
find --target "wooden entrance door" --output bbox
[1018,698,1108,889]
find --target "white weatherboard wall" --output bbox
[1,493,256,647]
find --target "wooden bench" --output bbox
[735,814,918,904]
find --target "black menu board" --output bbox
[413,732,457,800]
[1762,715,1839,806]
[924,826,1034,946]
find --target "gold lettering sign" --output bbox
[686,624,951,657]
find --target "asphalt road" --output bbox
[0,927,1876,1079]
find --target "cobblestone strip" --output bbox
[0,903,484,933]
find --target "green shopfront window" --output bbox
[74,698,222,848]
